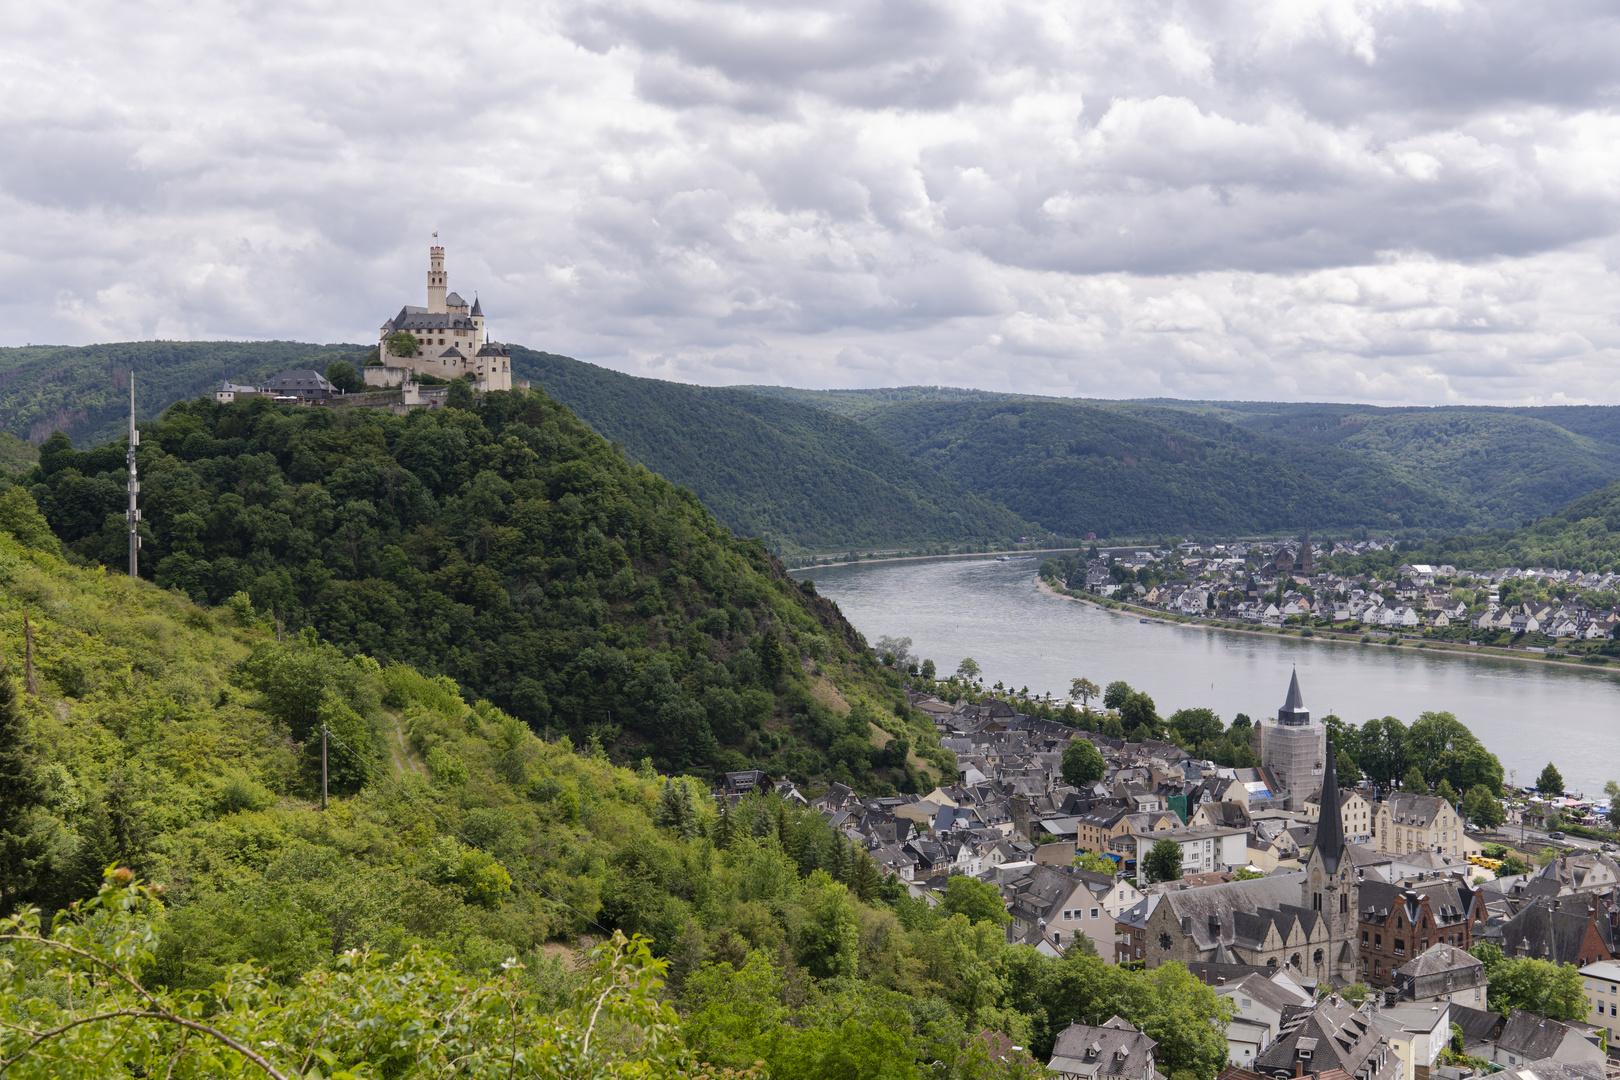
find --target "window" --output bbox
[1375,934,1382,948]
[1362,931,1369,944]
[1091,908,1100,919]
[1314,949,1323,966]
[1159,933,1172,950]
[1394,939,1405,956]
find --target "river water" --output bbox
[793,556,1620,798]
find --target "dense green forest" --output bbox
[0,340,370,447]
[509,349,1039,554]
[10,338,1620,549]
[10,387,958,787]
[1140,400,1620,527]
[1320,479,1620,574]
[850,398,1469,538]
[743,386,1620,536]
[0,492,1233,1079]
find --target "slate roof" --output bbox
[445,291,466,307]
[1497,1009,1578,1061]
[383,306,479,332]
[1254,996,1381,1079]
[1498,902,1600,965]
[263,370,333,393]
[1382,792,1446,829]
[1449,1004,1505,1048]
[1157,872,1306,952]
[1396,942,1482,979]
[1049,1015,1158,1080]
[1314,739,1344,873]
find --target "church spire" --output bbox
[1317,737,1345,874]
[1277,666,1310,725]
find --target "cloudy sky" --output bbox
[5,0,1620,404]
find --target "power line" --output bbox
[318,723,614,938]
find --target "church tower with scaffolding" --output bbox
[1258,668,1326,811]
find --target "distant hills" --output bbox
[0,340,369,447]
[508,348,1040,554]
[5,339,1620,553]
[741,387,1620,538]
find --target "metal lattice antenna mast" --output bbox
[127,373,140,577]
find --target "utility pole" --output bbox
[126,374,140,578]
[321,723,328,810]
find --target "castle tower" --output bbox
[428,245,447,313]
[1297,529,1314,575]
[1260,667,1325,811]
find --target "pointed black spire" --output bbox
[1278,667,1311,725]
[1317,738,1344,874]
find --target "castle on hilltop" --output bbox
[367,245,513,392]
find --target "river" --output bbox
[793,556,1620,798]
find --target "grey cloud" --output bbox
[3,0,1620,407]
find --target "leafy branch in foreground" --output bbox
[0,872,760,1079]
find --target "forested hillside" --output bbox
[12,387,952,786]
[1323,478,1620,575]
[1144,400,1620,526]
[0,340,371,447]
[852,397,1470,538]
[510,349,1039,553]
[0,476,1232,1080]
[742,387,1620,536]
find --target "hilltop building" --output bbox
[1258,670,1325,811]
[369,245,513,392]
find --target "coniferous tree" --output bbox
[1537,762,1564,796]
[0,662,47,911]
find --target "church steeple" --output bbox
[1277,667,1310,726]
[1316,737,1345,874]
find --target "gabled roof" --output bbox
[1498,1009,1578,1060]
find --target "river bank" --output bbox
[1033,575,1620,678]
[792,548,1074,571]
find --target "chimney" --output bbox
[1294,1059,1305,1078]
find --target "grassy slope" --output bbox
[0,341,370,447]
[512,349,1039,553]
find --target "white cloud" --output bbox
[1,0,1619,404]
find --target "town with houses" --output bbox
[1069,535,1620,646]
[717,671,1620,1080]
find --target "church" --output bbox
[368,245,513,392]
[1138,735,1359,985]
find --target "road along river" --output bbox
[792,556,1620,798]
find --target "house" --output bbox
[1394,943,1487,1008]
[213,380,259,404]
[1303,788,1373,844]
[1489,1009,1606,1069]
[1374,793,1477,859]
[1213,970,1314,1068]
[262,369,335,400]
[1132,826,1248,883]
[1047,1016,1158,1080]
[1357,880,1485,988]
[1004,865,1142,959]
[1578,959,1620,1043]
[1250,995,1401,1080]
[1369,1001,1450,1080]
[1497,899,1614,968]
